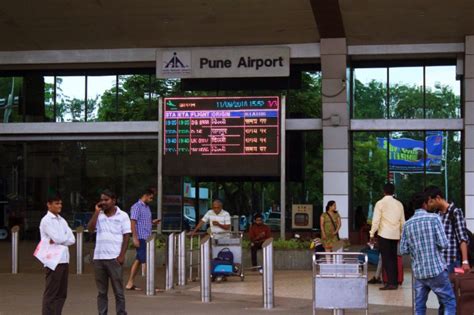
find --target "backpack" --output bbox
[448,208,474,267]
[216,248,234,264]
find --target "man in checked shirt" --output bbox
[125,188,160,291]
[424,185,471,273]
[400,192,455,315]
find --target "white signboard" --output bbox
[156,46,290,78]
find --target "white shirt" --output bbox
[39,211,75,264]
[93,207,132,260]
[201,209,231,234]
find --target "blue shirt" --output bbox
[400,209,449,279]
[130,200,152,240]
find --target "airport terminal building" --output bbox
[0,0,473,240]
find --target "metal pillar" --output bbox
[262,238,274,309]
[200,235,211,303]
[146,234,156,296]
[280,95,286,240]
[178,231,186,286]
[11,225,19,274]
[76,226,83,274]
[165,233,175,290]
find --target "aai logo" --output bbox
[162,50,191,76]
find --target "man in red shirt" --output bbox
[249,214,272,268]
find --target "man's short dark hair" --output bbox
[47,193,62,203]
[142,188,155,197]
[254,214,263,220]
[212,198,223,206]
[383,183,395,195]
[411,192,428,210]
[424,185,444,200]
[101,189,117,200]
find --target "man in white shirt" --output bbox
[369,183,405,290]
[191,199,231,236]
[88,189,131,315]
[39,194,75,315]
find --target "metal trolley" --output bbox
[210,232,245,281]
[313,252,368,315]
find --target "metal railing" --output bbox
[11,225,19,274]
[165,233,175,290]
[177,231,186,286]
[146,234,156,296]
[200,234,211,303]
[75,227,84,274]
[262,237,274,309]
[188,234,201,282]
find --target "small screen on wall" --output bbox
[163,96,280,176]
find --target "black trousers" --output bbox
[94,259,127,315]
[251,242,263,267]
[378,236,399,286]
[42,263,69,315]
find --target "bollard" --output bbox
[76,226,84,274]
[197,235,201,280]
[11,225,19,274]
[188,235,194,282]
[165,233,175,290]
[146,234,156,296]
[262,237,274,309]
[200,235,211,303]
[178,231,186,286]
[412,273,415,315]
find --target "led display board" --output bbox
[163,96,280,176]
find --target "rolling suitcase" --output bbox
[382,255,403,285]
[449,271,474,315]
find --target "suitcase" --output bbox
[449,271,474,315]
[382,255,403,285]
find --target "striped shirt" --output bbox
[93,207,132,260]
[130,200,152,240]
[400,209,448,279]
[438,203,470,264]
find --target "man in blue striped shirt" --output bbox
[400,192,455,315]
[125,188,160,291]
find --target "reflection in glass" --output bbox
[0,77,23,123]
[56,76,86,122]
[389,67,424,119]
[44,76,55,121]
[353,68,387,119]
[87,76,116,122]
[425,66,461,119]
[287,71,322,118]
[0,139,157,240]
[117,74,151,121]
[352,132,388,229]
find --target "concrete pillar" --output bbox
[464,35,474,231]
[320,38,349,239]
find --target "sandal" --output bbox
[126,285,142,291]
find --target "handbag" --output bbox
[326,212,340,240]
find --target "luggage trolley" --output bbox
[313,252,368,315]
[210,232,245,282]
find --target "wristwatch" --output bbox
[462,260,469,265]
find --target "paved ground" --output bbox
[0,241,440,314]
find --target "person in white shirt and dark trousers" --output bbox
[88,189,131,315]
[39,193,75,315]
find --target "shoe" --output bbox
[379,285,398,290]
[368,277,382,284]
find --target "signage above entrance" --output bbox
[156,46,290,79]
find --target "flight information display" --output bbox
[163,96,280,176]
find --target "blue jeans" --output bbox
[414,271,456,315]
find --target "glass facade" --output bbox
[352,65,461,119]
[0,139,157,239]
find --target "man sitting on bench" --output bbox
[249,214,271,271]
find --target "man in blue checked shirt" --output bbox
[424,185,471,273]
[400,192,455,315]
[125,188,160,291]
